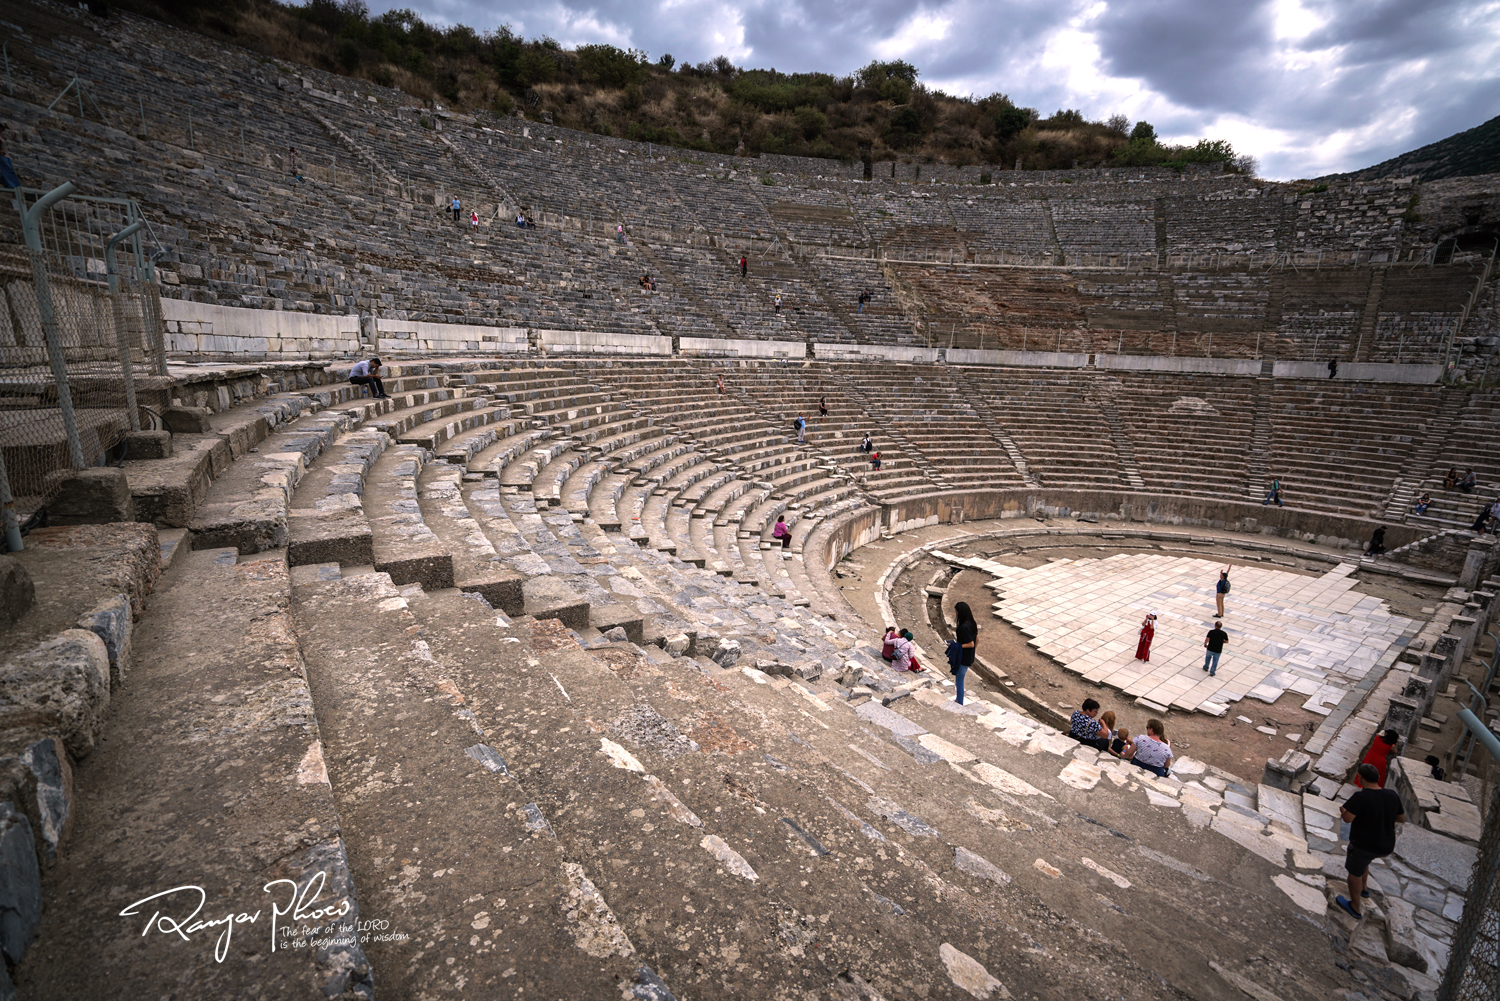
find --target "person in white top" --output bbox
[348,357,389,399]
[1129,718,1174,777]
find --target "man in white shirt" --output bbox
[349,357,388,399]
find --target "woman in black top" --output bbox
[954,601,978,705]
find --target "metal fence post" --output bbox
[0,448,20,551]
[17,181,86,469]
[106,221,144,432]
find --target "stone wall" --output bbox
[161,299,360,357]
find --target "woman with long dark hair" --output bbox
[954,601,977,705]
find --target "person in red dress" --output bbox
[1360,729,1400,787]
[1134,613,1156,662]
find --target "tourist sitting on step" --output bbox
[349,356,389,399]
[869,451,882,472]
[1413,492,1432,515]
[1109,727,1134,760]
[1365,526,1386,556]
[1068,699,1110,751]
[1129,719,1173,777]
[517,212,527,228]
[818,396,828,418]
[1097,710,1117,748]
[772,514,792,550]
[881,625,899,662]
[891,630,922,672]
[1460,468,1478,493]
[1262,478,1283,506]
[1445,467,1460,490]
[861,432,873,454]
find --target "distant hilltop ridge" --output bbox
[1324,115,1500,184]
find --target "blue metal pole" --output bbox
[17,181,86,469]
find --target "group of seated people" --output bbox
[514,212,535,228]
[1445,467,1479,493]
[639,273,657,290]
[880,626,924,672]
[1068,699,1175,777]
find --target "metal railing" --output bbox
[0,183,166,550]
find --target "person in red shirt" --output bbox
[1359,729,1400,787]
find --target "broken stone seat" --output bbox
[188,401,365,555]
[119,393,316,529]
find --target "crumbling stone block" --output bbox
[161,406,212,433]
[48,468,136,526]
[21,738,72,865]
[122,431,172,460]
[76,593,132,687]
[0,557,35,630]
[0,802,41,966]
[0,629,111,759]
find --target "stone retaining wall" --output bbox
[678,336,805,358]
[818,487,1430,571]
[161,299,359,357]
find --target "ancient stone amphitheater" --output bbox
[2,2,1500,1000]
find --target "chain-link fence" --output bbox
[1,187,165,531]
[1440,783,1500,1001]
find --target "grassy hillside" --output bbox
[1331,114,1500,183]
[101,0,1252,174]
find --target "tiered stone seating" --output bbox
[944,192,1055,257]
[1408,389,1500,529]
[845,364,1026,489]
[1263,382,1448,516]
[651,245,853,342]
[808,256,921,344]
[763,184,870,250]
[1164,185,1282,255]
[1049,195,1156,259]
[964,368,1125,488]
[1110,373,1260,497]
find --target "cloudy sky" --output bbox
[371,0,1500,179]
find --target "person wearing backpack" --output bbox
[952,601,977,705]
[1215,568,1231,617]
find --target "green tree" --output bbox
[576,44,644,88]
[857,60,918,103]
[1130,120,1156,142]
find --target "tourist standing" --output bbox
[470,210,479,231]
[774,292,783,314]
[1202,620,1228,676]
[1335,763,1405,920]
[1134,613,1155,662]
[1327,358,1338,379]
[1215,568,1230,617]
[1263,478,1283,506]
[795,414,805,443]
[857,290,869,314]
[1359,729,1400,787]
[451,195,461,223]
[953,601,977,706]
[616,223,625,244]
[739,254,748,277]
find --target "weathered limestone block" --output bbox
[76,592,132,687]
[0,557,35,630]
[21,738,72,865]
[521,575,589,630]
[161,406,212,433]
[122,430,172,460]
[588,602,643,643]
[709,638,741,668]
[48,468,135,526]
[0,802,41,966]
[0,630,111,758]
[1381,896,1428,972]
[662,633,690,656]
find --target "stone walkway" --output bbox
[939,551,1416,716]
